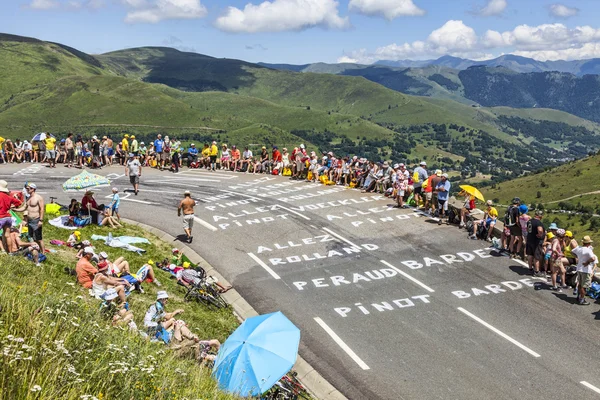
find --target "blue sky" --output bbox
[3,0,600,64]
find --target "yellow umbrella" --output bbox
[460,185,485,202]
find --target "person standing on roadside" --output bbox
[526,210,545,277]
[106,136,114,166]
[572,236,597,305]
[154,134,165,170]
[412,161,428,208]
[434,173,451,225]
[130,135,139,156]
[209,140,218,171]
[45,134,57,168]
[177,190,195,243]
[65,133,74,168]
[121,134,129,154]
[25,183,45,254]
[125,153,142,195]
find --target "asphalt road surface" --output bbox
[3,163,600,400]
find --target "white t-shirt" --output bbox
[572,246,597,274]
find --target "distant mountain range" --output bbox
[374,55,600,76]
[259,56,600,123]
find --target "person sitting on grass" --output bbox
[100,206,122,228]
[169,327,221,364]
[92,261,131,306]
[144,291,184,343]
[7,226,42,266]
[99,288,136,329]
[99,251,130,276]
[67,230,81,247]
[76,247,98,288]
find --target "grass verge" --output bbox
[0,217,239,400]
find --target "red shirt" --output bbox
[0,192,22,219]
[272,150,282,162]
[81,195,98,212]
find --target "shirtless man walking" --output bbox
[177,190,195,243]
[26,183,45,254]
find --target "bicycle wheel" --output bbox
[201,282,229,309]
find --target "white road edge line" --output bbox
[581,381,600,394]
[457,307,541,358]
[247,252,281,280]
[322,227,360,248]
[193,216,218,232]
[313,317,370,371]
[380,260,435,293]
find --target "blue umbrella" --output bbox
[212,311,300,396]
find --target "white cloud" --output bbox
[549,4,579,18]
[27,0,60,9]
[341,20,600,63]
[475,0,507,16]
[484,24,600,51]
[348,0,425,20]
[215,0,349,33]
[125,0,207,23]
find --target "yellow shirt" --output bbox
[45,137,56,150]
[487,207,498,219]
[210,145,218,156]
[201,148,210,157]
[121,139,129,152]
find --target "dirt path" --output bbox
[547,190,600,204]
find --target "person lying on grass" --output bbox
[99,252,163,294]
[99,287,136,330]
[176,264,232,293]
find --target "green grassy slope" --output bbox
[0,39,104,99]
[0,219,239,399]
[484,154,600,206]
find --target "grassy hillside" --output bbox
[0,218,239,399]
[0,39,104,99]
[483,153,600,243]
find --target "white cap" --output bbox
[82,240,91,246]
[112,187,118,192]
[487,200,493,206]
[83,246,95,255]
[99,251,108,259]
[184,190,191,195]
[191,143,195,146]
[169,264,177,271]
[420,161,427,166]
[441,173,449,178]
[300,144,305,149]
[157,291,169,300]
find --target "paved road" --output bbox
[3,163,600,399]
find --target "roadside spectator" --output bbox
[0,180,23,252]
[82,190,102,224]
[92,258,130,305]
[563,231,578,266]
[230,145,241,171]
[187,143,198,167]
[144,291,184,343]
[7,227,42,266]
[573,236,597,305]
[526,210,545,277]
[241,146,253,172]
[45,134,57,168]
[125,153,142,195]
[434,173,451,225]
[459,191,476,228]
[76,247,98,288]
[154,134,165,170]
[99,288,135,328]
[550,229,568,292]
[108,187,121,221]
[209,141,218,171]
[413,161,428,209]
[470,200,497,240]
[220,144,230,170]
[25,183,45,254]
